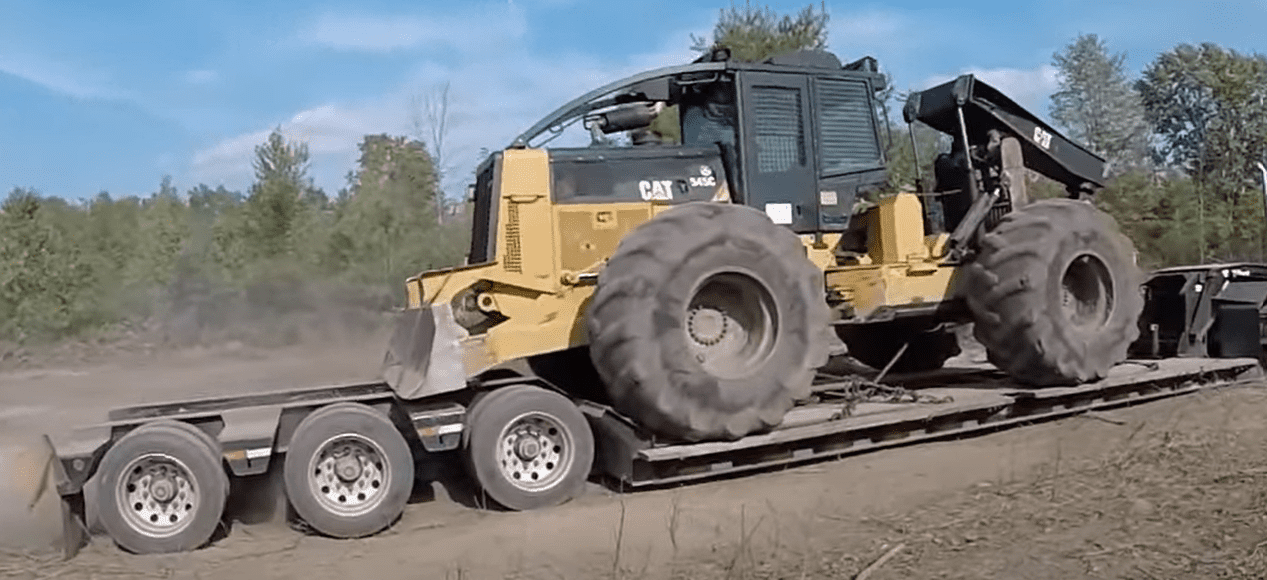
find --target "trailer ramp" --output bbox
[587,357,1262,488]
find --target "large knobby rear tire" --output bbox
[463,385,595,511]
[283,402,414,539]
[95,420,229,554]
[587,202,831,442]
[964,198,1144,385]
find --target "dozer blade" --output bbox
[0,434,87,559]
[381,304,473,400]
[382,306,438,398]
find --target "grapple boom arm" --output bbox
[903,74,1107,191]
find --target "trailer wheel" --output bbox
[463,385,594,511]
[965,198,1144,385]
[95,421,229,554]
[587,202,831,442]
[282,402,413,539]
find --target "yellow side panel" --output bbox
[868,193,926,264]
[482,285,597,361]
[826,264,961,319]
[419,262,503,305]
[482,200,671,362]
[498,149,556,290]
[800,233,843,271]
[405,277,424,309]
[555,204,652,272]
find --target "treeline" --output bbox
[5,3,1267,349]
[1,131,471,346]
[883,36,1267,270]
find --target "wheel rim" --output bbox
[496,411,574,493]
[1061,253,1115,333]
[116,453,200,539]
[685,270,779,379]
[307,434,392,517]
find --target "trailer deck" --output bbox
[585,357,1263,487]
[44,355,1262,561]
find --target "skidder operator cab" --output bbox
[507,46,893,235]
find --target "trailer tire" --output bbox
[95,421,229,554]
[837,322,961,374]
[463,385,594,511]
[283,402,413,539]
[173,422,231,500]
[587,203,831,442]
[965,198,1144,385]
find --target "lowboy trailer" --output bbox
[44,354,1260,557]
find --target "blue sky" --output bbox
[1,0,1262,202]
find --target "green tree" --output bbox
[188,184,242,220]
[880,120,946,194]
[241,128,315,260]
[334,134,462,301]
[85,192,141,274]
[1049,33,1151,175]
[691,1,830,63]
[0,188,93,341]
[127,176,191,288]
[1137,43,1267,203]
[78,192,144,319]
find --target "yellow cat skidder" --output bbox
[36,48,1260,557]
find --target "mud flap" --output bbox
[37,435,89,560]
[47,437,89,560]
[381,304,469,400]
[0,434,87,559]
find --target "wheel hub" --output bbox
[1061,253,1114,333]
[688,308,728,346]
[309,435,389,516]
[151,477,175,502]
[117,454,199,539]
[335,454,362,482]
[514,435,542,460]
[498,413,572,492]
[684,271,778,379]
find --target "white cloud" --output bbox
[189,103,388,188]
[184,69,218,84]
[192,14,709,197]
[0,53,122,100]
[297,6,528,53]
[190,128,271,186]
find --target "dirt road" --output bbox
[2,341,1266,579]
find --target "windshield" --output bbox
[680,80,737,149]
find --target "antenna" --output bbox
[1257,161,1266,261]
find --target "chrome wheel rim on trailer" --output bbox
[307,433,392,517]
[494,411,575,493]
[115,452,201,538]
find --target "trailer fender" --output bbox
[406,402,466,452]
[218,406,284,477]
[382,304,469,400]
[47,425,112,497]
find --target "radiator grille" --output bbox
[503,202,522,273]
